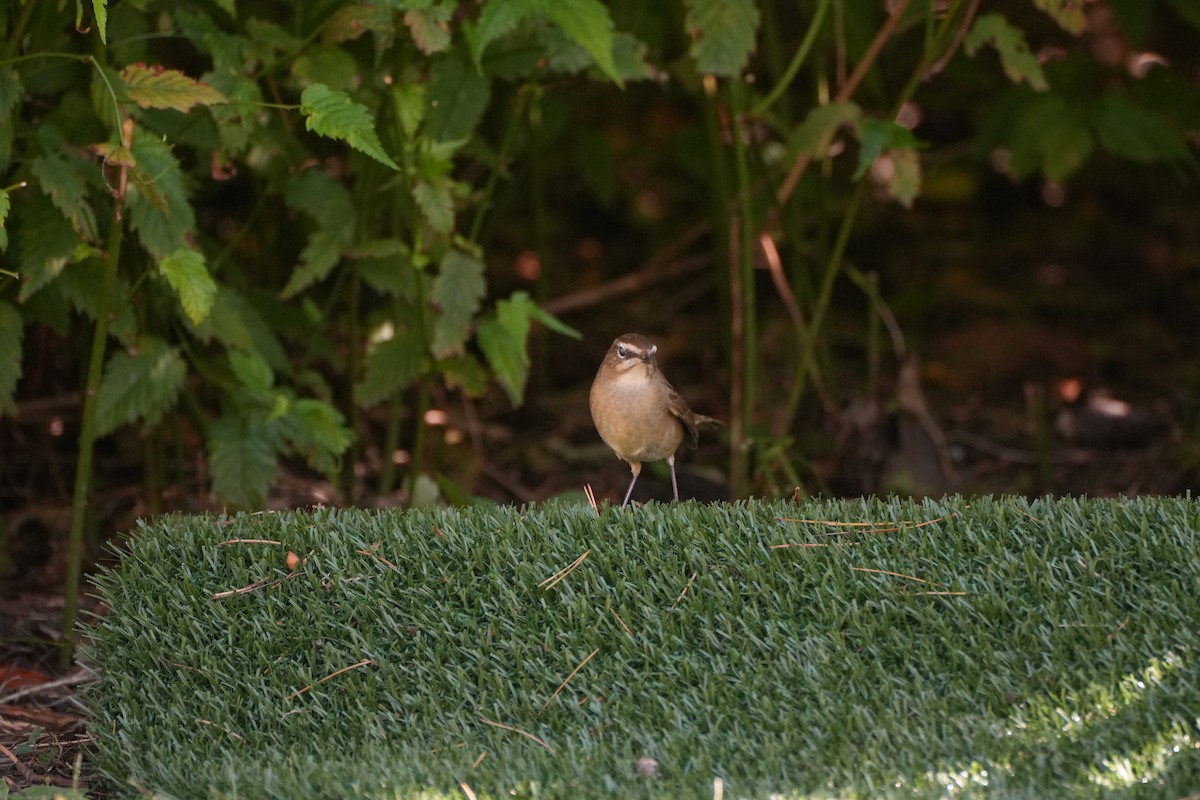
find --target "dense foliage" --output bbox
[3,1,1198,508]
[87,496,1200,797]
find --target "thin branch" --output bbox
[541,647,600,710]
[287,658,374,701]
[478,717,556,754]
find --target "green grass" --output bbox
[84,496,1200,798]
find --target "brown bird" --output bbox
[589,333,721,507]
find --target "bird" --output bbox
[589,333,720,508]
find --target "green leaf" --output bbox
[1009,93,1092,181]
[281,229,343,299]
[358,331,427,406]
[127,131,195,259]
[1034,0,1086,34]
[543,0,621,84]
[156,249,216,325]
[323,4,395,43]
[18,195,79,302]
[790,102,861,158]
[204,73,263,156]
[209,413,276,508]
[684,0,761,77]
[965,13,1049,92]
[438,352,488,396]
[300,83,399,169]
[392,83,426,138]
[292,46,361,92]
[882,147,921,208]
[0,302,22,416]
[119,64,227,112]
[405,4,453,54]
[426,54,490,144]
[1093,91,1191,165]
[412,175,455,234]
[94,337,187,436]
[853,118,925,180]
[277,398,352,475]
[528,303,581,339]
[430,249,486,357]
[470,0,542,67]
[90,0,108,44]
[285,168,356,238]
[477,291,537,405]
[198,288,288,370]
[229,348,274,392]
[31,154,99,241]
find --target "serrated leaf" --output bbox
[965,13,1049,92]
[18,195,79,302]
[684,0,761,77]
[544,0,621,84]
[853,118,924,180]
[277,398,352,475]
[412,175,455,234]
[358,332,427,406]
[31,154,99,241]
[1093,91,1190,165]
[94,337,186,436]
[0,302,22,415]
[281,229,343,299]
[471,0,542,67]
[209,413,276,508]
[426,54,491,145]
[127,131,195,259]
[324,4,394,43]
[206,73,264,156]
[790,102,861,158]
[159,249,217,325]
[229,348,273,392]
[430,249,485,357]
[477,291,538,405]
[405,5,453,54]
[198,288,288,370]
[176,9,244,74]
[119,63,227,112]
[300,83,399,169]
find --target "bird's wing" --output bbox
[666,387,701,449]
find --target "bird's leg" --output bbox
[621,462,642,508]
[668,455,679,503]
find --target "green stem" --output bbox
[752,0,833,117]
[779,175,868,430]
[60,199,124,667]
[468,84,533,246]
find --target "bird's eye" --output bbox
[617,344,629,358]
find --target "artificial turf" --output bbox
[84,495,1200,798]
